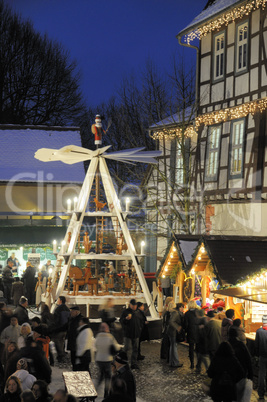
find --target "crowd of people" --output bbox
[160,298,261,402]
[0,295,150,402]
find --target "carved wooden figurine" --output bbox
[83,231,92,253]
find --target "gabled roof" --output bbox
[178,0,242,37]
[202,236,267,285]
[0,125,85,183]
[149,107,194,130]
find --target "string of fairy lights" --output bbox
[150,97,267,140]
[184,0,267,44]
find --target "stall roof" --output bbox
[214,287,267,305]
[203,236,267,285]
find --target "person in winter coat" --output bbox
[232,319,246,344]
[95,322,121,398]
[99,298,116,333]
[110,351,136,402]
[135,302,149,360]
[32,326,50,360]
[228,327,253,402]
[102,378,132,402]
[66,306,83,370]
[205,310,222,359]
[184,300,198,369]
[221,308,235,342]
[207,341,245,402]
[255,314,267,400]
[31,380,52,402]
[11,279,24,307]
[3,343,18,381]
[51,296,70,363]
[120,299,140,370]
[2,262,14,305]
[12,359,36,391]
[0,376,22,402]
[17,323,33,349]
[22,263,36,306]
[160,297,173,360]
[0,316,21,347]
[195,309,209,373]
[13,297,30,326]
[74,317,94,373]
[166,301,183,368]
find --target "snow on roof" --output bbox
[179,0,242,36]
[0,126,85,183]
[149,107,194,130]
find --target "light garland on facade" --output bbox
[185,0,267,44]
[195,97,267,129]
[236,268,267,288]
[150,125,196,140]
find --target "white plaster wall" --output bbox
[219,169,228,189]
[261,64,267,87]
[247,172,253,188]
[200,56,211,83]
[225,76,234,99]
[250,67,259,92]
[210,202,267,236]
[220,137,229,166]
[200,84,210,106]
[264,167,267,187]
[251,36,259,66]
[229,178,243,189]
[211,82,224,103]
[227,23,235,45]
[251,9,260,34]
[247,115,255,129]
[235,73,249,96]
[226,46,234,74]
[245,132,254,162]
[201,33,211,54]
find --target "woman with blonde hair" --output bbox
[184,300,199,369]
[17,323,32,349]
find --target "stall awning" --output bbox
[214,287,267,304]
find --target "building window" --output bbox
[236,21,248,73]
[176,143,183,185]
[214,32,225,80]
[205,125,221,181]
[229,119,245,177]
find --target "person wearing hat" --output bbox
[110,351,136,402]
[255,314,267,400]
[32,325,50,360]
[119,299,140,370]
[66,306,83,370]
[23,262,37,306]
[12,358,36,391]
[14,297,30,325]
[205,309,222,360]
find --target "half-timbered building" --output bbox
[178,0,267,236]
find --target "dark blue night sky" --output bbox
[9,0,207,107]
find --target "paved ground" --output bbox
[49,340,259,402]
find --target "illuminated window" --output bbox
[214,32,225,80]
[229,119,245,177]
[205,125,221,181]
[236,21,248,73]
[176,143,183,185]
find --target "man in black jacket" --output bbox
[14,296,30,325]
[120,299,140,370]
[255,314,267,400]
[66,305,83,369]
[52,296,70,363]
[111,351,136,402]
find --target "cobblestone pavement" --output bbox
[50,340,259,402]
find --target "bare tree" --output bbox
[0,1,85,125]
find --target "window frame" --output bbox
[229,118,246,179]
[235,20,249,74]
[213,31,225,82]
[205,124,222,182]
